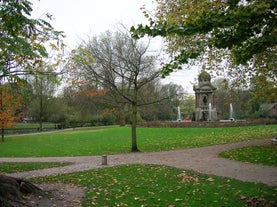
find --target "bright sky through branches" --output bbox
[30,0,197,93]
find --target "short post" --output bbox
[102,155,107,165]
[271,138,277,145]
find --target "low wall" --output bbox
[138,118,277,128]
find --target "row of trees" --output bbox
[3,70,274,138]
[212,77,276,119]
[1,30,275,140]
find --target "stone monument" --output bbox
[193,71,217,121]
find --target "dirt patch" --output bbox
[21,183,86,207]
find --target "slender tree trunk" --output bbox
[0,88,3,142]
[119,107,126,127]
[39,78,43,131]
[39,119,42,132]
[1,128,4,142]
[131,102,139,152]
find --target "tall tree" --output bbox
[131,0,276,84]
[69,30,161,152]
[27,67,59,131]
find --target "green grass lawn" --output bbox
[0,162,72,173]
[219,145,277,166]
[1,125,276,157]
[11,122,56,129]
[2,125,276,206]
[33,164,277,207]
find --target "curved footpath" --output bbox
[1,138,276,186]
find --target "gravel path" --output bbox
[1,138,276,186]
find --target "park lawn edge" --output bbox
[31,164,277,207]
[0,162,72,173]
[219,145,277,166]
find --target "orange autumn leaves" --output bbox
[72,80,108,97]
[0,85,23,130]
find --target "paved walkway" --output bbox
[1,139,276,186]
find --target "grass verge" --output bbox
[32,164,277,207]
[0,162,72,173]
[219,145,277,166]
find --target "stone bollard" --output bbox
[271,138,277,145]
[102,155,107,165]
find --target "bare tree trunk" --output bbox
[39,91,43,132]
[119,108,126,127]
[0,88,4,142]
[131,103,139,152]
[39,119,43,132]
[1,128,4,142]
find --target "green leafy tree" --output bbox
[0,0,65,131]
[181,95,195,119]
[47,97,68,129]
[0,0,64,82]
[249,75,277,116]
[212,78,265,119]
[0,0,64,204]
[131,0,276,83]
[27,68,58,131]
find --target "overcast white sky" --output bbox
[31,0,156,48]
[30,0,198,93]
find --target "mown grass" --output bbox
[11,122,56,129]
[219,145,277,166]
[0,162,71,173]
[2,125,276,206]
[33,164,277,207]
[1,125,276,157]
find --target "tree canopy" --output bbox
[0,0,64,82]
[131,0,276,80]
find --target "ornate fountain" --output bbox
[193,71,217,121]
